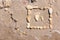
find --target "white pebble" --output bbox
[48,7,53,14]
[4,8,8,11]
[27,23,30,28]
[40,26,43,29]
[37,26,40,29]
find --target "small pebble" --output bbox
[48,7,53,14]
[49,18,52,21]
[49,24,53,29]
[40,16,44,21]
[34,14,39,22]
[40,26,43,29]
[4,8,8,11]
[28,10,31,15]
[26,15,31,23]
[27,23,30,28]
[26,5,33,9]
[37,26,40,29]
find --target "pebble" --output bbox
[34,14,39,22]
[4,8,8,11]
[26,15,31,23]
[39,26,43,29]
[49,24,53,29]
[27,23,30,28]
[48,7,53,14]
[26,5,33,10]
[40,16,44,21]
[28,10,31,15]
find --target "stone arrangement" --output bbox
[26,5,53,29]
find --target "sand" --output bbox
[0,0,60,40]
